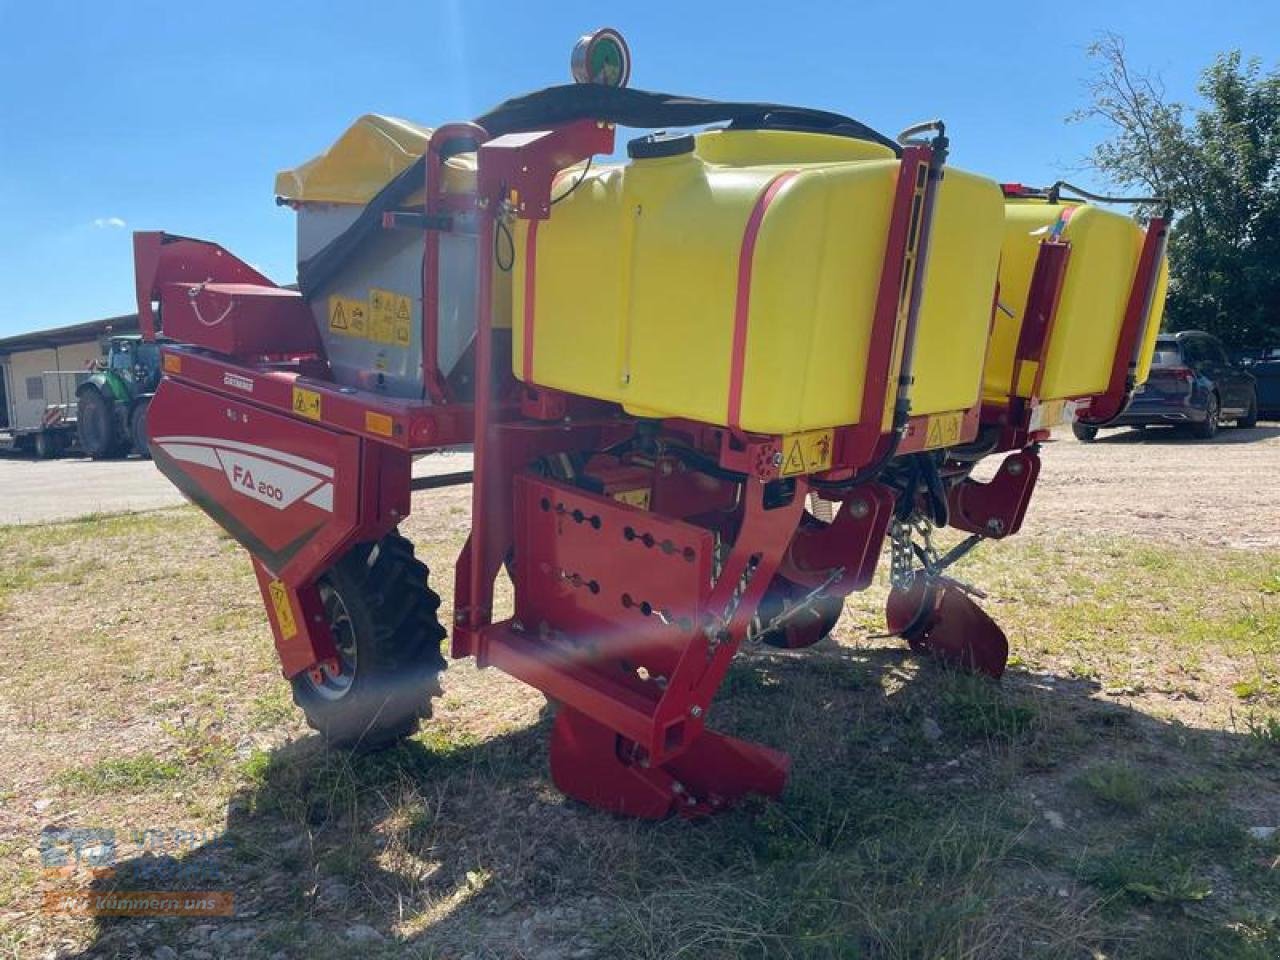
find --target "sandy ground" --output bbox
[1,424,1275,544]
[1026,423,1280,550]
[0,450,473,525]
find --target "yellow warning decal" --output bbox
[365,411,394,437]
[291,386,322,421]
[922,410,965,450]
[1028,398,1076,432]
[328,295,369,338]
[370,288,413,347]
[267,579,297,640]
[779,429,834,477]
[162,353,181,374]
[612,488,651,510]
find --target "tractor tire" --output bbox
[34,431,63,460]
[1071,422,1099,443]
[1190,393,1220,439]
[291,531,447,751]
[1238,393,1259,429]
[76,388,128,459]
[130,400,152,459]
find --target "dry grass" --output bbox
[0,499,1276,959]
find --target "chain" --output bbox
[889,515,939,589]
[889,514,989,598]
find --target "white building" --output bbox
[0,314,138,454]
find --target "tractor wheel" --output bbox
[33,431,63,460]
[291,531,447,751]
[1071,422,1098,443]
[76,388,127,459]
[754,577,843,650]
[130,400,152,459]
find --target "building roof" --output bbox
[0,313,139,355]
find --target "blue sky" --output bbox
[1,0,1276,337]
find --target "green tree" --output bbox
[1075,34,1280,350]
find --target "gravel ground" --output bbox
[2,423,1275,546]
[1027,423,1280,550]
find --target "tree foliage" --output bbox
[1075,34,1280,349]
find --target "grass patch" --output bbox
[2,504,1279,958]
[57,753,186,794]
[1075,761,1150,814]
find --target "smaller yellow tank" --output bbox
[986,198,1168,404]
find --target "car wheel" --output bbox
[1190,393,1220,439]
[1072,422,1099,443]
[1237,392,1258,429]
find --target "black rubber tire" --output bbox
[76,388,127,459]
[1238,392,1258,429]
[291,532,447,751]
[1190,393,1220,439]
[33,431,62,460]
[130,400,152,459]
[1072,422,1099,443]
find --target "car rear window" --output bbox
[1151,344,1182,366]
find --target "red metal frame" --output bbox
[133,101,1165,819]
[420,123,489,404]
[1077,215,1170,425]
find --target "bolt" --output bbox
[1007,460,1024,476]
[849,499,870,519]
[454,611,467,625]
[986,518,1006,534]
[690,705,703,718]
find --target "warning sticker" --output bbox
[267,579,297,640]
[328,295,368,338]
[922,411,965,450]
[779,429,834,477]
[370,288,412,347]
[364,411,394,437]
[612,488,652,510]
[291,386,322,421]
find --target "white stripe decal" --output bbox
[303,483,334,512]
[152,435,334,478]
[158,442,221,469]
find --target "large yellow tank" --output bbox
[985,199,1168,403]
[512,130,1005,436]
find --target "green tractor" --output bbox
[76,335,163,459]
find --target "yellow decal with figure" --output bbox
[370,288,413,347]
[328,295,368,338]
[923,411,965,450]
[267,579,297,640]
[779,429,834,477]
[291,386,322,421]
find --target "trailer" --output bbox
[134,31,1168,818]
[0,315,140,458]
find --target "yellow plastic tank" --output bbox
[512,130,1005,436]
[985,199,1168,403]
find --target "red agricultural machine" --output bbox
[135,31,1168,818]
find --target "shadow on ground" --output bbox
[1089,424,1280,445]
[68,645,1280,960]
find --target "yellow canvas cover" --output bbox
[275,114,476,205]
